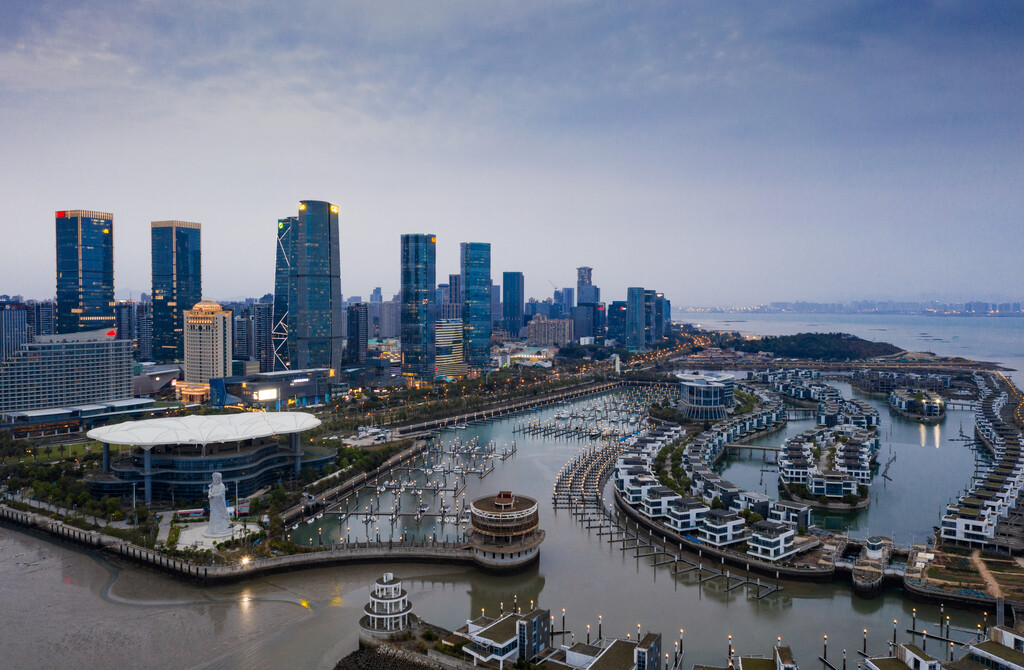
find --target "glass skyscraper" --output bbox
[55,210,115,334]
[502,271,525,334]
[460,242,491,367]
[272,216,294,370]
[400,234,437,379]
[626,286,646,349]
[286,201,343,372]
[151,221,202,362]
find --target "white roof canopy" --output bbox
[87,412,321,448]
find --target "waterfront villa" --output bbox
[699,509,747,547]
[461,607,550,669]
[940,373,1024,550]
[747,520,798,562]
[889,388,946,420]
[665,497,710,533]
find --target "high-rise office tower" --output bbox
[491,281,500,328]
[607,301,627,343]
[502,272,525,334]
[346,302,368,364]
[272,216,294,370]
[626,287,646,348]
[55,210,115,334]
[114,300,139,358]
[435,318,468,379]
[370,287,383,303]
[447,274,461,304]
[184,301,232,384]
[26,300,55,340]
[233,308,255,360]
[400,234,437,379]
[460,242,491,367]
[136,300,153,361]
[253,301,274,372]
[577,266,600,304]
[151,221,202,361]
[0,302,28,363]
[286,201,344,372]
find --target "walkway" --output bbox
[971,549,1004,598]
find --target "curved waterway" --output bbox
[718,380,990,544]
[3,387,991,670]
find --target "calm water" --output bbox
[718,381,990,544]
[2,388,991,670]
[688,312,1024,386]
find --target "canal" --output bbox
[1,385,991,670]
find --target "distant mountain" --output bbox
[733,332,902,361]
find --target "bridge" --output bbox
[723,442,780,452]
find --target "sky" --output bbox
[2,1,1023,306]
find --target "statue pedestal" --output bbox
[177,522,240,550]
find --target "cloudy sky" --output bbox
[2,2,1022,306]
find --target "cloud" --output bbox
[1,1,1022,305]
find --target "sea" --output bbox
[682,312,1024,386]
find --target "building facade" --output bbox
[85,412,331,503]
[1,302,29,363]
[184,301,232,384]
[151,221,202,361]
[625,287,646,348]
[678,372,735,421]
[346,302,368,364]
[55,210,115,334]
[400,234,437,379]
[526,315,574,347]
[253,301,274,372]
[287,201,344,373]
[435,318,468,379]
[26,299,55,340]
[272,216,294,370]
[460,242,491,367]
[502,271,525,334]
[576,266,599,304]
[0,329,133,413]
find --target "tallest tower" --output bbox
[55,210,115,334]
[286,200,343,373]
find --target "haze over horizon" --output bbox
[3,2,1022,305]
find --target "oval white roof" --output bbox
[87,412,321,447]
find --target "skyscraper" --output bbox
[346,302,368,364]
[400,234,437,379]
[435,318,468,379]
[460,242,491,367]
[0,302,28,363]
[253,301,274,372]
[272,216,294,370]
[502,271,525,334]
[607,300,627,343]
[184,301,232,384]
[114,300,139,358]
[626,287,646,349]
[286,201,344,372]
[151,221,202,361]
[26,299,55,340]
[577,266,600,304]
[55,210,115,334]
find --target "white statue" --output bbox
[204,472,232,537]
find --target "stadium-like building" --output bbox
[85,412,334,504]
[677,372,735,421]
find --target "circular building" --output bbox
[360,572,412,640]
[84,412,332,505]
[468,491,545,571]
[677,372,735,421]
